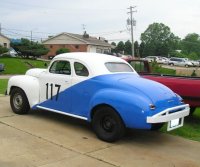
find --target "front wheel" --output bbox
[10,88,30,114]
[92,106,125,142]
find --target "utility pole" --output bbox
[31,31,32,44]
[82,24,86,33]
[127,6,136,58]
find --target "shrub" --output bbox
[56,48,70,55]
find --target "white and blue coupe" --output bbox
[7,53,190,142]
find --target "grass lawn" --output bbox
[160,108,200,142]
[0,57,47,74]
[151,62,176,75]
[0,79,8,94]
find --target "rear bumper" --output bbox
[147,104,190,123]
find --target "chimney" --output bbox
[83,31,89,38]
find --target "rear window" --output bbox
[105,62,134,73]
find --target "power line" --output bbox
[1,26,131,43]
[2,27,55,35]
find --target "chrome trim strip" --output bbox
[37,105,88,120]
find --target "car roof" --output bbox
[52,52,137,76]
[54,52,124,63]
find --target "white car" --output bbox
[144,56,159,63]
[7,53,189,142]
[191,61,200,67]
[168,57,193,67]
[160,57,169,64]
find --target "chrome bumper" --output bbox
[147,104,190,124]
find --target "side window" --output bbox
[49,61,71,75]
[74,62,89,77]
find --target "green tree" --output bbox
[11,38,49,58]
[111,42,117,53]
[140,23,180,56]
[124,40,132,55]
[139,42,145,57]
[56,48,70,55]
[181,33,200,57]
[116,41,124,53]
[0,45,8,54]
[134,41,139,57]
[111,42,116,46]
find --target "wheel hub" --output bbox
[102,116,115,132]
[13,93,23,110]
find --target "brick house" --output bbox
[0,33,10,48]
[42,32,112,59]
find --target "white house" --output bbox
[0,33,10,48]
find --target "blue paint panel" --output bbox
[35,73,182,129]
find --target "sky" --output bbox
[0,0,200,43]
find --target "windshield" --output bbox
[105,62,134,73]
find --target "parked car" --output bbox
[160,57,169,64]
[191,60,200,67]
[168,57,193,67]
[144,56,159,63]
[7,53,189,142]
[0,48,17,57]
[0,63,5,72]
[120,55,133,61]
[128,59,200,114]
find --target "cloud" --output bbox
[0,0,200,42]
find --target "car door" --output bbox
[38,60,72,113]
[70,61,91,117]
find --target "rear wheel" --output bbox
[92,106,125,142]
[170,63,174,66]
[10,88,30,114]
[185,64,189,68]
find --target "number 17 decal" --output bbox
[46,83,61,101]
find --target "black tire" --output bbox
[10,88,30,114]
[151,123,164,131]
[185,64,189,68]
[92,106,125,142]
[189,107,196,115]
[170,63,174,66]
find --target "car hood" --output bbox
[26,68,47,78]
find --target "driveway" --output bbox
[0,96,200,167]
[0,75,15,79]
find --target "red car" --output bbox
[128,59,200,114]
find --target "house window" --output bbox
[50,45,53,49]
[3,43,7,47]
[75,45,79,49]
[96,48,102,53]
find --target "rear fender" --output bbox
[88,89,152,129]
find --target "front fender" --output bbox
[89,89,152,129]
[7,75,40,107]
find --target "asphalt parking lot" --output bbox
[1,96,200,167]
